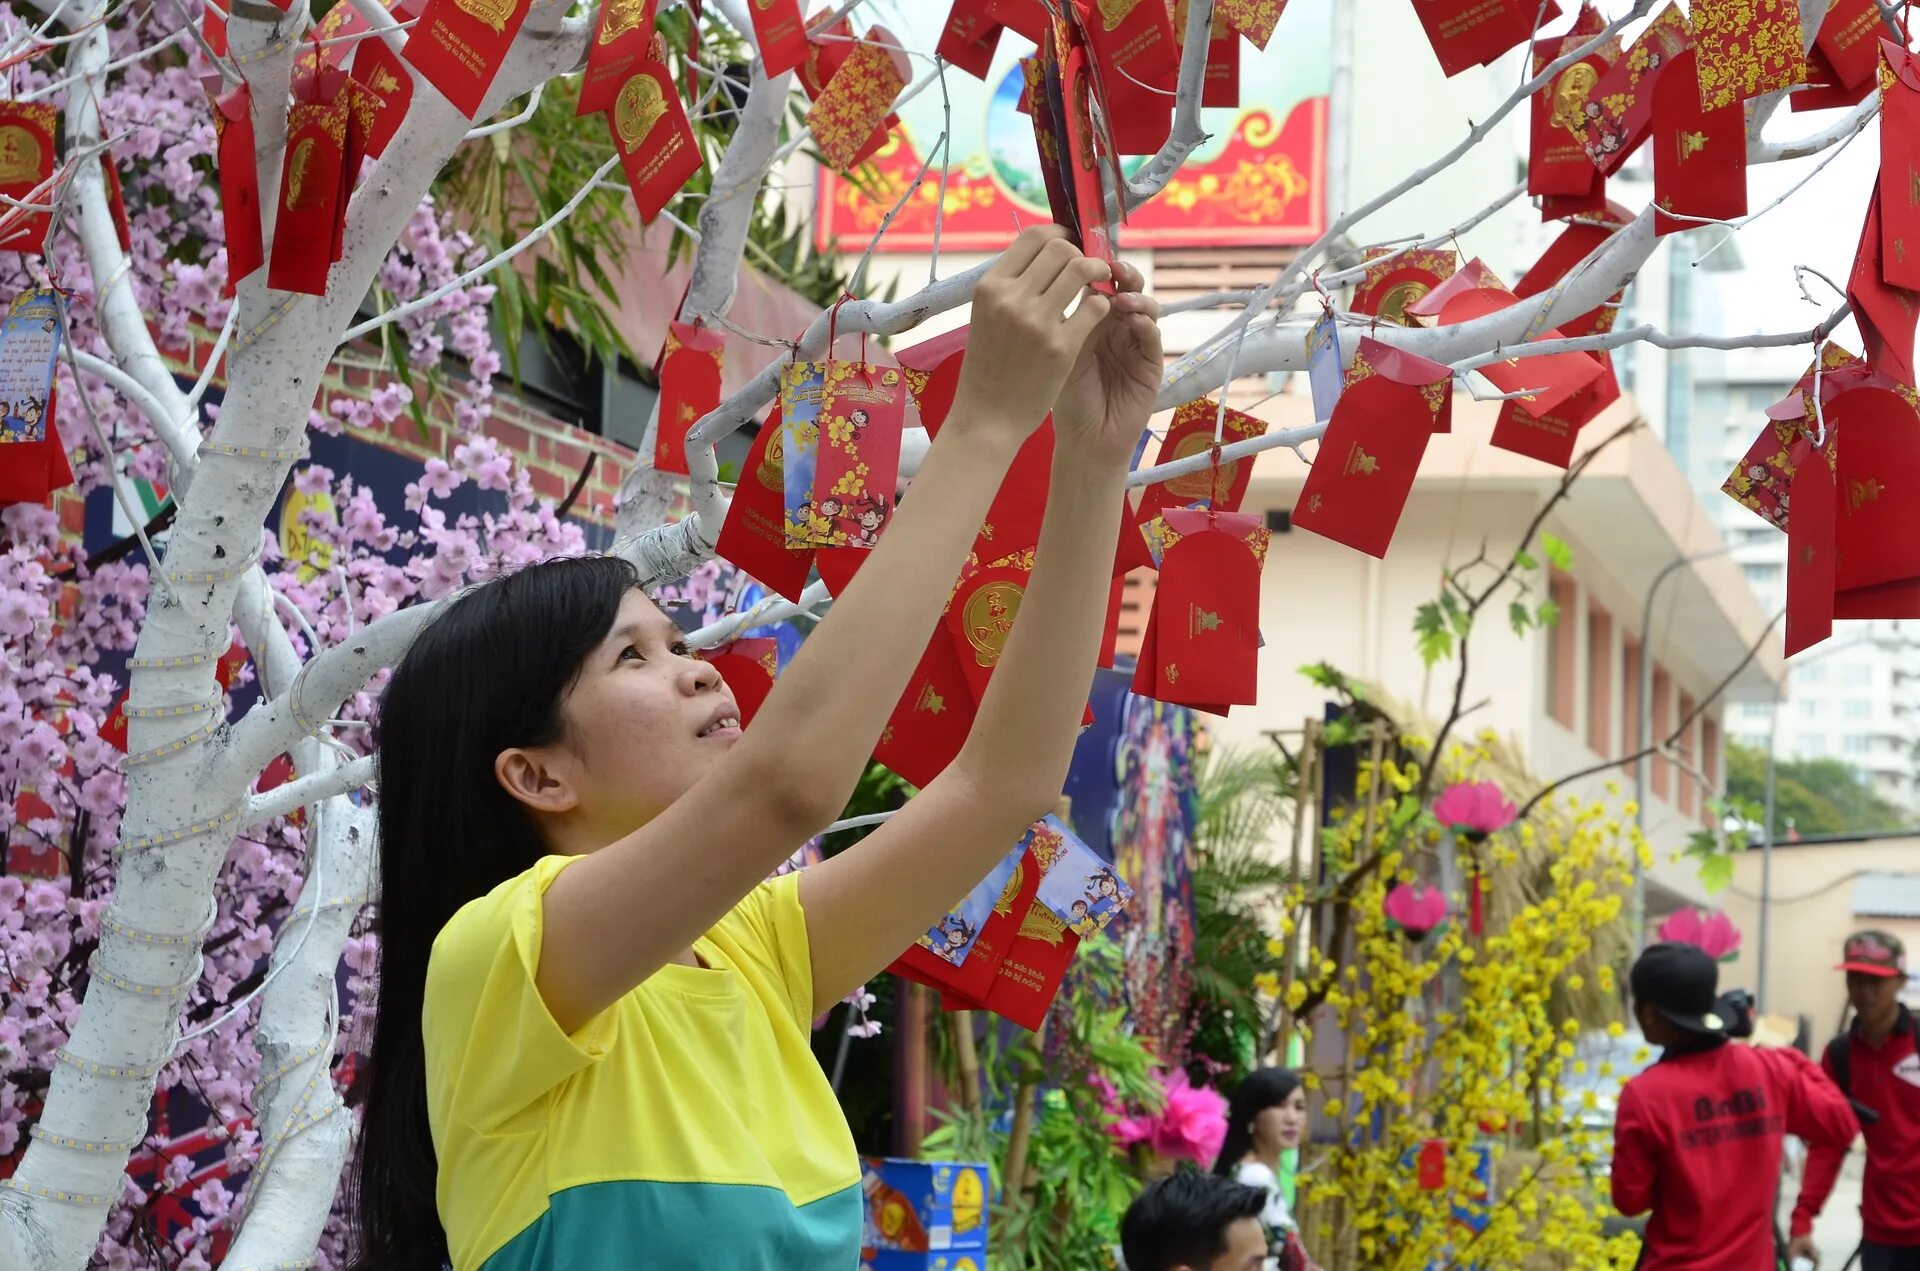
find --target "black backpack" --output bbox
[1823,1006,1920,1122]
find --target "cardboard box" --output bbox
[860,1156,990,1252]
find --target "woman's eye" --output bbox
[670,641,692,657]
[618,645,643,663]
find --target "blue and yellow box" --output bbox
[860,1254,987,1271]
[859,1156,990,1253]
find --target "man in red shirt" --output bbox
[1613,941,1856,1270]
[1789,931,1920,1270]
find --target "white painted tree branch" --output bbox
[245,754,378,829]
[1124,0,1214,208]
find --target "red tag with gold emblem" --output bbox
[699,637,779,728]
[1490,355,1619,468]
[1216,0,1287,50]
[656,319,724,476]
[1140,507,1265,709]
[1818,0,1897,94]
[1878,40,1920,292]
[578,0,660,116]
[1351,247,1456,326]
[1062,43,1120,289]
[1848,178,1920,388]
[1405,260,1604,414]
[960,897,1080,1028]
[713,409,816,602]
[1832,378,1920,593]
[806,26,909,175]
[402,0,532,120]
[1075,0,1180,92]
[946,562,1031,705]
[1786,431,1836,656]
[874,630,980,788]
[1652,47,1747,237]
[1413,0,1549,78]
[214,86,264,294]
[267,96,349,295]
[1293,338,1451,558]
[0,103,55,255]
[1135,398,1268,532]
[1582,2,1692,174]
[352,33,415,159]
[750,0,811,77]
[607,48,703,223]
[1528,6,1615,198]
[1688,0,1806,111]
[938,0,1004,80]
[895,841,1040,1002]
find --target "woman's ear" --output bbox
[494,745,579,815]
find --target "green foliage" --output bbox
[1541,534,1574,572]
[1414,600,1453,666]
[1723,741,1911,838]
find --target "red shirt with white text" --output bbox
[1793,1014,1920,1245]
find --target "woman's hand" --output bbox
[949,226,1113,447]
[1050,258,1163,467]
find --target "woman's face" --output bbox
[1253,1087,1308,1152]
[499,590,739,852]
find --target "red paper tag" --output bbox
[751,0,811,77]
[607,53,703,223]
[1879,40,1920,292]
[0,414,70,507]
[986,0,1047,43]
[204,0,229,57]
[1204,15,1241,108]
[657,320,724,475]
[965,898,1079,1030]
[1848,179,1920,388]
[1818,0,1896,92]
[897,325,971,431]
[1407,262,1604,416]
[1025,51,1080,240]
[1062,44,1118,290]
[894,843,1040,1001]
[812,361,907,548]
[1833,383,1920,593]
[1690,0,1806,110]
[874,631,979,788]
[1785,438,1837,657]
[938,0,1004,80]
[806,26,908,174]
[1293,338,1451,559]
[1489,354,1618,468]
[1149,507,1265,707]
[946,563,1030,705]
[267,97,348,296]
[713,411,816,602]
[1722,345,1860,531]
[1836,578,1920,619]
[578,0,660,116]
[1075,0,1179,92]
[1513,209,1633,339]
[102,155,130,251]
[1539,167,1609,223]
[402,0,532,120]
[336,78,383,264]
[1652,47,1748,237]
[1136,398,1268,527]
[1793,39,1865,112]
[1528,10,1616,198]
[1216,0,1287,51]
[0,103,55,255]
[1582,2,1692,174]
[1412,0,1541,78]
[295,5,366,99]
[700,637,779,728]
[1351,248,1457,326]
[352,31,415,159]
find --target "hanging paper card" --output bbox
[987,0,1047,42]
[1513,208,1633,339]
[102,156,130,252]
[1150,507,1266,707]
[897,325,971,432]
[0,413,68,506]
[1489,355,1619,469]
[713,412,816,602]
[607,53,703,223]
[946,563,1030,704]
[1031,816,1134,936]
[1205,16,1241,108]
[1528,10,1616,198]
[579,0,661,116]
[1721,345,1861,531]
[1024,52,1080,238]
[204,0,228,56]
[964,893,1080,1029]
[1652,48,1747,237]
[874,630,979,787]
[1835,577,1920,619]
[1215,0,1286,50]
[1879,40,1920,292]
[1792,39,1864,112]
[1848,180,1920,388]
[402,0,531,120]
[807,27,908,175]
[938,0,1004,79]
[1351,248,1456,326]
[781,360,829,547]
[0,289,64,445]
[1105,73,1173,157]
[1818,0,1896,93]
[812,361,907,548]
[911,842,1026,969]
[1294,337,1450,558]
[657,320,724,476]
[1688,0,1806,112]
[1583,2,1692,174]
[295,4,366,97]
[749,0,810,77]
[352,30,415,159]
[1062,45,1119,289]
[894,841,1041,1003]
[1540,169,1609,223]
[1405,261,1603,415]
[0,104,55,255]
[267,97,348,296]
[1412,0,1540,78]
[1076,0,1180,92]
[699,637,779,728]
[1785,437,1837,656]
[1833,384,1920,592]
[336,78,383,263]
[1307,310,1344,422]
[1136,399,1267,527]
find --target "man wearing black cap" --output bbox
[1612,941,1856,1270]
[1789,931,1920,1269]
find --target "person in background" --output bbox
[1789,931,1920,1270]
[1211,1067,1319,1271]
[1120,1172,1271,1271]
[1612,942,1857,1271]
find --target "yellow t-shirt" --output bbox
[423,857,861,1270]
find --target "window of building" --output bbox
[1802,735,1830,755]
[1547,573,1578,730]
[1587,605,1613,755]
[1741,701,1772,721]
[1801,664,1828,685]
[1845,734,1871,755]
[1846,699,1871,720]
[1742,562,1781,587]
[1677,692,1698,817]
[1801,699,1823,718]
[1623,638,1642,769]
[1652,666,1674,801]
[1845,663,1873,688]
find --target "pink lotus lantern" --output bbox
[1384,882,1451,941]
[1433,780,1518,842]
[1102,1069,1228,1166]
[1656,908,1742,962]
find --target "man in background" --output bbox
[1790,931,1920,1270]
[1120,1172,1270,1271]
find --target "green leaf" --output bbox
[1536,599,1562,628]
[1414,601,1453,666]
[1509,601,1533,636]
[1514,549,1539,570]
[1389,795,1422,831]
[1698,852,1735,894]
[1324,714,1359,747]
[1541,534,1574,572]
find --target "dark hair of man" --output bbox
[1120,1170,1269,1271]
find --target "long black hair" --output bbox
[1210,1067,1303,1176]
[348,555,641,1270]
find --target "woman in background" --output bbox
[1213,1067,1318,1271]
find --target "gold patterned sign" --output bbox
[615,75,668,150]
[962,580,1024,668]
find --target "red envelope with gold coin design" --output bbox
[402,0,532,119]
[806,27,908,175]
[1293,338,1450,559]
[0,103,55,255]
[1848,180,1920,388]
[1878,40,1920,292]
[946,562,1031,706]
[1147,507,1265,709]
[1529,6,1615,198]
[938,0,1004,80]
[579,0,661,117]
[1350,247,1456,327]
[657,320,724,476]
[1831,379,1920,594]
[1786,434,1837,657]
[1583,2,1692,174]
[1688,0,1806,112]
[607,50,703,223]
[714,410,815,602]
[1137,399,1268,520]
[874,629,979,789]
[1652,47,1747,237]
[268,95,348,295]
[699,637,779,729]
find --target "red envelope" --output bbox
[938,0,1003,80]
[1099,572,1126,669]
[1406,261,1604,416]
[1216,0,1287,50]
[1722,345,1862,530]
[1148,507,1265,707]
[1513,207,1633,339]
[1062,44,1119,290]
[1540,168,1609,223]
[1204,15,1241,108]
[1792,39,1864,112]
[898,845,1042,1002]
[1833,383,1920,592]
[946,562,1030,705]
[1688,0,1806,112]
[579,0,661,116]
[897,325,971,431]
[1075,0,1179,92]
[1293,338,1450,559]
[267,97,348,295]
[1351,247,1456,326]
[1489,354,1619,468]
[102,155,130,252]
[1848,179,1920,388]
[750,0,810,77]
[1024,52,1080,240]
[961,898,1079,1030]
[813,361,907,548]
[607,53,703,223]
[1652,47,1747,237]
[204,0,228,56]
[352,30,415,159]
[1835,578,1920,619]
[797,10,903,160]
[1135,398,1268,527]
[1818,0,1897,93]
[1106,77,1174,157]
[1582,2,1692,174]
[1786,439,1837,656]
[700,637,779,728]
[1879,40,1920,292]
[657,320,724,476]
[807,27,908,175]
[714,411,816,602]
[0,103,55,255]
[0,413,70,507]
[1413,0,1540,78]
[875,630,980,788]
[987,0,1047,42]
[1528,6,1616,198]
[402,0,531,119]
